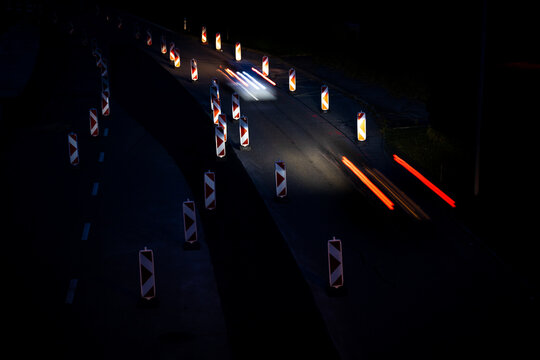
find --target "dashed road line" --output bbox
[65,278,78,304]
[81,222,91,240]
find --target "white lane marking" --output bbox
[65,278,78,304]
[91,182,99,196]
[98,152,104,163]
[104,128,109,136]
[81,222,91,240]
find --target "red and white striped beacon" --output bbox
[289,68,296,92]
[160,34,167,54]
[68,132,80,166]
[183,199,198,247]
[239,116,250,149]
[357,112,366,141]
[274,161,287,198]
[215,32,221,51]
[89,108,99,137]
[231,92,240,120]
[201,26,207,44]
[204,171,216,210]
[169,42,175,61]
[262,56,269,76]
[212,97,221,125]
[146,29,152,46]
[139,247,156,300]
[321,85,329,112]
[173,49,180,68]
[328,237,344,289]
[101,89,110,116]
[191,59,198,81]
[215,125,226,158]
[235,42,241,61]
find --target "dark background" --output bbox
[5,0,540,285]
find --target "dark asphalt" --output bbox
[109,43,339,359]
[3,4,539,360]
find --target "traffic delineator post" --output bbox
[215,32,221,51]
[101,89,110,116]
[275,161,287,199]
[139,247,156,300]
[146,29,152,46]
[191,59,198,81]
[173,48,180,68]
[231,92,240,120]
[204,171,216,210]
[262,56,269,76]
[215,125,226,159]
[357,112,366,141]
[210,83,219,111]
[289,68,296,92]
[101,75,109,93]
[235,42,241,61]
[201,26,207,44]
[68,132,80,166]
[321,85,329,112]
[89,108,99,137]
[160,34,167,54]
[183,199,200,250]
[218,113,227,142]
[99,58,108,78]
[212,96,221,125]
[239,116,250,150]
[327,236,345,295]
[169,42,175,62]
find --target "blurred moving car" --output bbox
[217,60,276,101]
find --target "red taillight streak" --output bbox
[251,67,277,86]
[341,156,394,210]
[393,154,456,208]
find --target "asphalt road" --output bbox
[3,5,538,360]
[2,11,230,360]
[118,10,538,360]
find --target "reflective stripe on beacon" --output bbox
[215,125,226,158]
[235,42,241,61]
[201,26,207,44]
[68,132,79,166]
[357,112,366,141]
[289,68,296,92]
[328,237,344,288]
[262,56,269,76]
[146,29,152,46]
[174,49,180,68]
[183,199,198,244]
[232,92,240,120]
[204,171,216,210]
[239,116,250,148]
[89,108,99,137]
[169,42,175,61]
[139,247,156,300]
[275,161,287,198]
[160,34,167,54]
[321,85,329,112]
[101,89,110,116]
[191,59,198,81]
[215,32,221,51]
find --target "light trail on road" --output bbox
[393,154,456,208]
[341,156,395,210]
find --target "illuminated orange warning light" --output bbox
[393,154,456,208]
[341,156,394,210]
